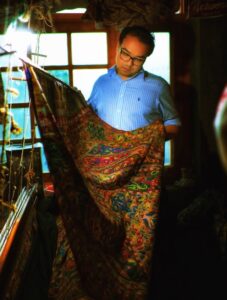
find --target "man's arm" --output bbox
[164,124,180,140]
[159,81,181,140]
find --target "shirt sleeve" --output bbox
[158,82,181,126]
[87,79,99,112]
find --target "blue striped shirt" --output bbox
[88,66,181,131]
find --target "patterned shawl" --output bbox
[25,63,165,300]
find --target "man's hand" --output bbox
[164,125,180,140]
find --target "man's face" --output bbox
[115,34,150,79]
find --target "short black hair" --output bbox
[119,26,155,56]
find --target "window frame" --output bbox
[50,14,175,170]
[1,13,177,182]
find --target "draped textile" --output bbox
[25,63,165,300]
[185,0,227,18]
[83,0,177,29]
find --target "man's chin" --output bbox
[119,69,134,78]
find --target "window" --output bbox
[31,31,109,100]
[143,32,171,166]
[30,30,109,173]
[0,13,173,176]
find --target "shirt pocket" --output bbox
[123,87,157,115]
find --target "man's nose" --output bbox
[126,58,133,66]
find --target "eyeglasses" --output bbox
[119,48,146,66]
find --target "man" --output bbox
[88,25,181,140]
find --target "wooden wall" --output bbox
[172,14,227,185]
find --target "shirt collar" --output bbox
[108,66,147,80]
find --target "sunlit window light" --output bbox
[2,18,32,58]
[57,8,87,14]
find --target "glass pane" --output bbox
[1,71,29,103]
[57,8,86,13]
[31,33,68,66]
[35,125,41,138]
[73,69,107,100]
[143,32,170,83]
[0,27,30,68]
[71,33,107,65]
[0,34,10,67]
[144,32,171,165]
[0,109,29,141]
[0,50,23,68]
[48,69,69,85]
[164,140,171,166]
[10,107,31,140]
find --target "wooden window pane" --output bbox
[73,68,107,100]
[144,32,170,83]
[31,33,68,66]
[0,107,31,143]
[144,32,171,166]
[71,33,108,65]
[10,107,31,140]
[164,140,171,166]
[48,69,70,84]
[0,34,25,67]
[1,71,29,104]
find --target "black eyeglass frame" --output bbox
[119,48,146,66]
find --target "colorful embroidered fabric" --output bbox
[25,64,165,300]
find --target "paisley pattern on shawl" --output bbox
[25,64,165,300]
